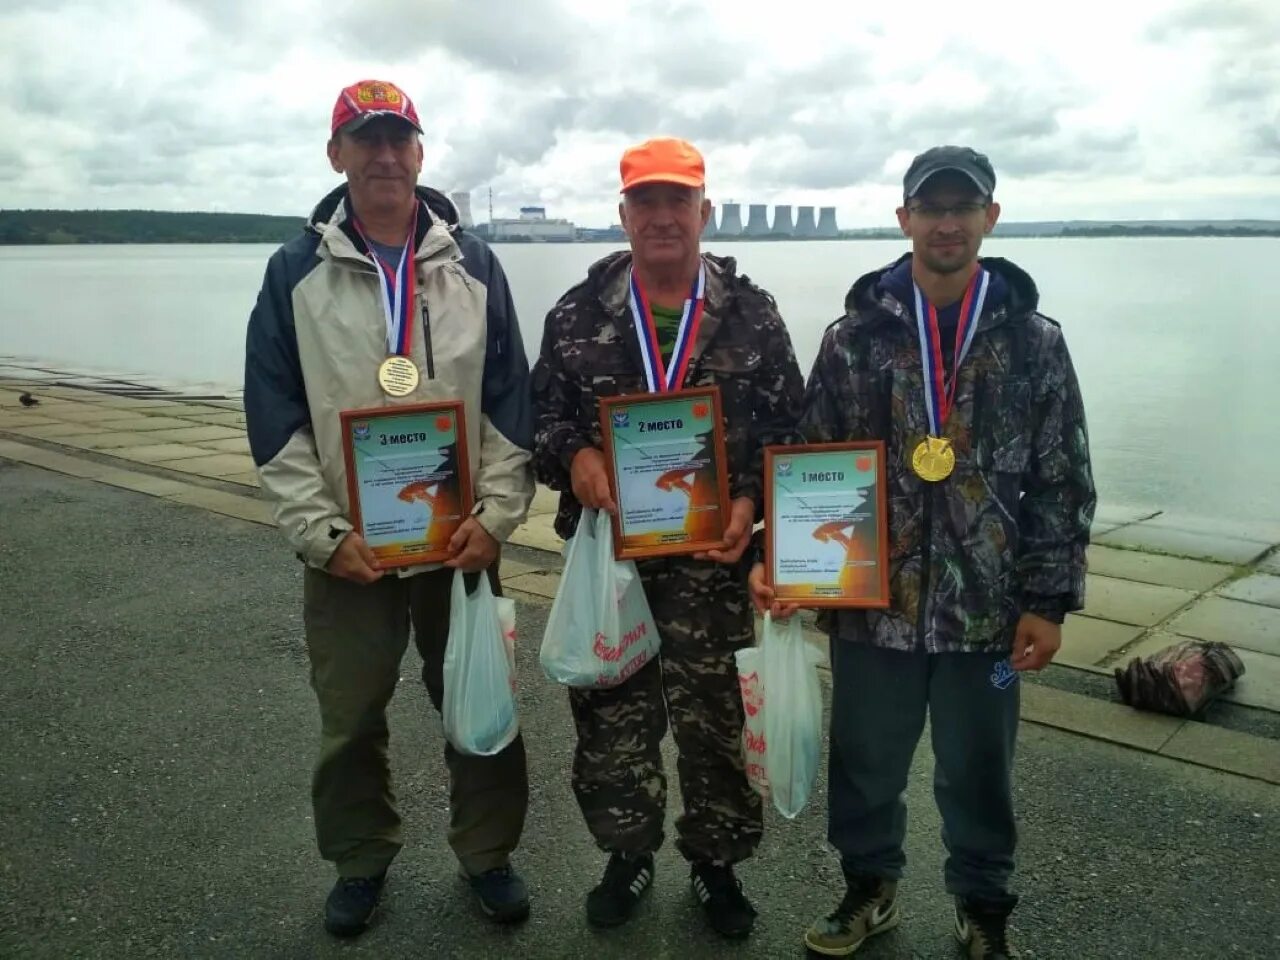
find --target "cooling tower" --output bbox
[450,191,475,228]
[718,202,743,236]
[744,204,770,236]
[795,206,817,237]
[816,206,839,238]
[771,205,794,236]
[702,208,718,239]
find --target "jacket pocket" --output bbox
[974,376,1033,474]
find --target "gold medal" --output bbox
[377,355,420,397]
[912,436,955,482]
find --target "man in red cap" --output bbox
[244,79,534,937]
[531,137,805,939]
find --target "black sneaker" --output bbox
[324,872,385,937]
[586,852,654,928]
[804,874,899,956]
[461,865,530,924]
[955,893,1020,959]
[690,862,757,939]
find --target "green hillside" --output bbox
[0,209,305,245]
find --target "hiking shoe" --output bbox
[586,852,654,928]
[803,874,899,956]
[955,894,1020,959]
[690,862,757,939]
[461,865,530,923]
[323,872,385,937]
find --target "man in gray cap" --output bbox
[750,146,1095,958]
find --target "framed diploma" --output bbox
[764,442,890,608]
[339,400,472,570]
[599,386,730,560]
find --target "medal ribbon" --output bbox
[353,206,419,358]
[627,262,706,392]
[913,267,990,435]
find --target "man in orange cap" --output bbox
[531,137,805,938]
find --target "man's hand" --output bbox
[570,447,617,514]
[748,561,800,620]
[1010,613,1062,671]
[696,496,755,564]
[445,517,500,573]
[326,532,384,585]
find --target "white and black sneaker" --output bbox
[691,862,757,939]
[586,852,654,928]
[955,894,1020,959]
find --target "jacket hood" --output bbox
[844,253,1041,332]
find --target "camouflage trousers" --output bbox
[568,557,763,865]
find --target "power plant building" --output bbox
[744,204,770,236]
[816,206,839,238]
[771,205,794,236]
[450,191,475,229]
[795,206,817,237]
[702,208,718,238]
[718,202,743,236]
[489,205,575,242]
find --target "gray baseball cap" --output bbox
[903,146,996,199]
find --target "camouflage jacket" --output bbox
[532,251,806,542]
[804,254,1096,654]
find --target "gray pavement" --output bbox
[1,460,1278,959]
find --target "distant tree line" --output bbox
[1060,224,1280,238]
[0,209,305,245]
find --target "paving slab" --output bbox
[1261,551,1280,575]
[1,421,108,439]
[1086,544,1233,592]
[1159,720,1280,785]
[1168,596,1280,656]
[1059,615,1144,669]
[67,415,203,432]
[130,403,230,419]
[121,425,243,444]
[198,437,251,454]
[107,443,217,464]
[0,412,60,428]
[35,404,144,423]
[1219,573,1280,609]
[223,472,259,488]
[1096,524,1268,565]
[528,484,560,517]
[502,570,562,601]
[1145,511,1280,546]
[160,453,257,478]
[95,396,190,410]
[1092,503,1160,528]
[0,438,118,480]
[50,430,163,450]
[509,512,564,554]
[1081,574,1196,627]
[89,468,192,498]
[496,557,547,581]
[182,411,247,427]
[162,487,272,525]
[1021,683,1184,752]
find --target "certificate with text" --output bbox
[340,401,472,569]
[599,386,730,560]
[765,442,890,608]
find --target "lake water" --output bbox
[1,238,1276,524]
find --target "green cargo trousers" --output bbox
[302,563,528,879]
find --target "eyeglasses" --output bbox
[907,201,988,221]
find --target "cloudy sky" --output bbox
[3,0,1278,227]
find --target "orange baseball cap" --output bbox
[619,137,705,192]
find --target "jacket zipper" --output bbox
[420,300,435,379]
[916,483,932,648]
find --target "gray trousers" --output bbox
[827,639,1019,898]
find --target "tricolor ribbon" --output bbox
[913,267,990,435]
[627,262,706,393]
[353,206,419,358]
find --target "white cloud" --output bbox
[1,0,1278,225]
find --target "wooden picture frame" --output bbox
[339,400,472,569]
[598,385,731,560]
[764,441,891,608]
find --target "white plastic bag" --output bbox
[736,613,823,818]
[540,508,660,688]
[442,570,519,756]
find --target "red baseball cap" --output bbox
[619,137,705,192]
[331,79,423,137]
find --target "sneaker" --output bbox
[461,865,530,924]
[586,852,654,928]
[690,862,757,939]
[324,873,386,937]
[955,894,1020,959]
[803,874,899,956]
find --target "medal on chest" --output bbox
[355,208,420,398]
[627,262,706,393]
[911,267,989,481]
